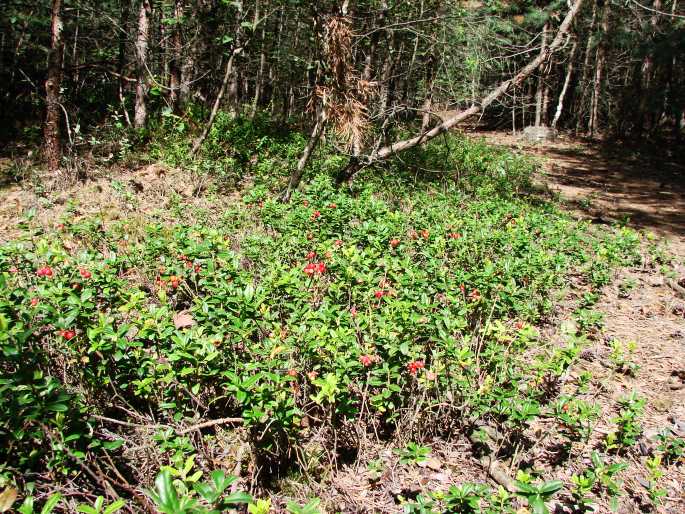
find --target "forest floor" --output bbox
[317,133,685,513]
[1,133,684,513]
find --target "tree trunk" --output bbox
[339,0,584,180]
[44,0,64,173]
[575,0,597,133]
[250,0,266,119]
[169,0,183,112]
[535,22,549,126]
[281,107,327,201]
[552,39,578,129]
[134,0,152,129]
[589,1,609,137]
[190,47,241,155]
[636,0,662,136]
[118,0,132,127]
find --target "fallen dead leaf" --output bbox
[173,310,195,329]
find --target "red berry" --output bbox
[449,232,461,239]
[421,230,430,239]
[350,306,357,317]
[374,290,385,299]
[316,262,326,274]
[30,298,39,307]
[514,321,525,331]
[79,268,92,279]
[311,210,321,220]
[359,355,374,367]
[407,360,425,375]
[307,371,318,381]
[306,251,317,260]
[60,329,76,341]
[287,369,298,377]
[390,239,400,248]
[469,289,481,301]
[328,203,337,209]
[303,200,309,207]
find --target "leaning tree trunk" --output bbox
[190,46,241,155]
[336,0,585,183]
[134,0,152,129]
[552,39,578,129]
[44,0,64,173]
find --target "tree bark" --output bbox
[575,0,597,133]
[169,0,183,112]
[190,47,241,155]
[535,22,549,126]
[589,1,609,137]
[44,0,64,173]
[134,0,152,129]
[281,107,327,201]
[341,0,584,178]
[552,39,578,129]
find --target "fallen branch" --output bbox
[667,278,685,299]
[337,0,585,182]
[92,414,244,436]
[176,417,244,435]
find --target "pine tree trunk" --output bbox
[535,22,549,126]
[589,1,609,137]
[576,0,597,133]
[552,40,578,129]
[44,0,64,173]
[169,0,183,112]
[134,0,152,129]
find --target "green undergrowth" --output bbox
[0,123,647,512]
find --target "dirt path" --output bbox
[481,131,685,513]
[480,131,685,255]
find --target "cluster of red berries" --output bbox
[448,232,462,239]
[468,289,481,301]
[304,262,326,276]
[36,266,54,277]
[407,360,425,375]
[311,210,321,220]
[59,329,76,340]
[359,354,381,367]
[79,268,92,279]
[169,275,181,288]
[179,255,201,273]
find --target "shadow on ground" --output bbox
[479,131,685,240]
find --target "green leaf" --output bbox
[223,492,252,505]
[528,495,549,514]
[40,494,62,514]
[154,470,180,512]
[103,500,126,514]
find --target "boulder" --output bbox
[522,125,557,143]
